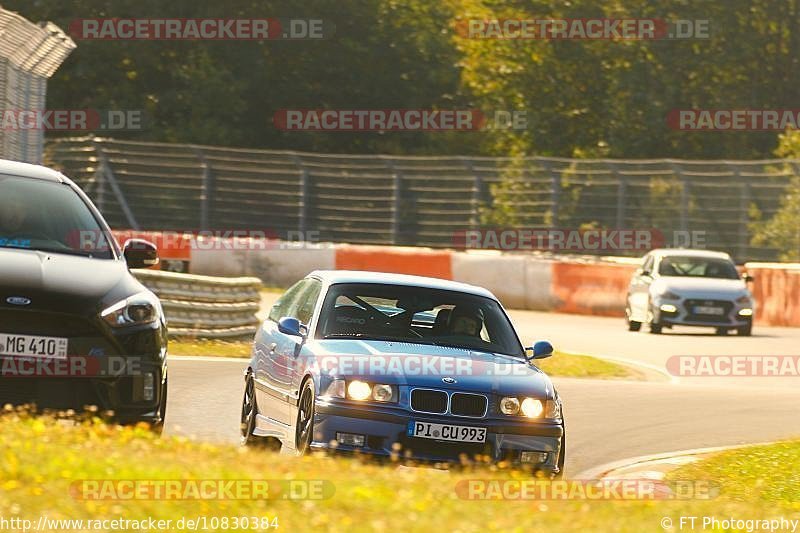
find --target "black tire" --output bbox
[737,324,752,336]
[715,327,729,336]
[151,377,168,436]
[628,319,642,332]
[646,302,662,334]
[553,431,566,479]
[295,379,316,454]
[240,373,261,446]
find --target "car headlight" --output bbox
[101,291,161,328]
[322,378,346,399]
[347,380,372,400]
[344,380,397,403]
[501,396,561,420]
[520,398,544,418]
[500,396,520,415]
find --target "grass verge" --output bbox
[167,340,637,379]
[2,411,797,532]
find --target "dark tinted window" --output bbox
[658,256,739,279]
[316,283,524,357]
[0,175,113,259]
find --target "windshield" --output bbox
[0,175,113,259]
[658,256,740,280]
[316,283,525,357]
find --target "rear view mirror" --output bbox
[742,273,754,283]
[526,340,554,361]
[123,239,159,269]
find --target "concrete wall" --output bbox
[112,232,800,327]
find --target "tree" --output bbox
[750,129,800,260]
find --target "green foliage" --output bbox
[5,0,799,158]
[750,130,800,260]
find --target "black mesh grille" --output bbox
[450,393,487,417]
[0,310,98,337]
[410,389,447,413]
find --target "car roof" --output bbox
[649,248,732,260]
[0,158,68,183]
[309,270,497,299]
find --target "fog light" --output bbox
[336,432,365,447]
[738,308,754,317]
[659,304,678,313]
[520,451,548,464]
[143,372,155,402]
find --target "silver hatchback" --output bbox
[625,249,755,336]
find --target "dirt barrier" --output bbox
[110,232,800,327]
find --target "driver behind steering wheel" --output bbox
[448,305,485,339]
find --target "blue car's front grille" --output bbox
[410,389,447,413]
[450,393,487,417]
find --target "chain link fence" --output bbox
[0,7,75,163]
[44,136,799,262]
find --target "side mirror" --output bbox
[641,269,652,278]
[278,316,308,338]
[123,239,159,269]
[526,340,554,361]
[742,273,754,283]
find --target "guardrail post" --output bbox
[193,146,213,231]
[386,158,402,245]
[672,163,689,234]
[92,139,140,230]
[540,159,560,225]
[291,154,309,235]
[731,164,750,260]
[612,163,626,228]
[461,157,481,229]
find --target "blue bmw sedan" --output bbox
[241,271,565,477]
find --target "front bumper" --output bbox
[654,297,753,328]
[0,322,167,424]
[313,401,564,474]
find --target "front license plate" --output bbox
[407,421,486,443]
[693,306,724,315]
[0,333,68,359]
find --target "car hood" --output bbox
[0,248,142,316]
[307,339,556,398]
[653,276,749,298]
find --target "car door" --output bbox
[628,254,655,321]
[254,280,309,426]
[287,278,323,423]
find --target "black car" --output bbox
[0,159,168,428]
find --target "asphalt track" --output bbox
[164,296,800,476]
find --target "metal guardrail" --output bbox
[131,269,262,339]
[44,136,800,262]
[0,7,75,163]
